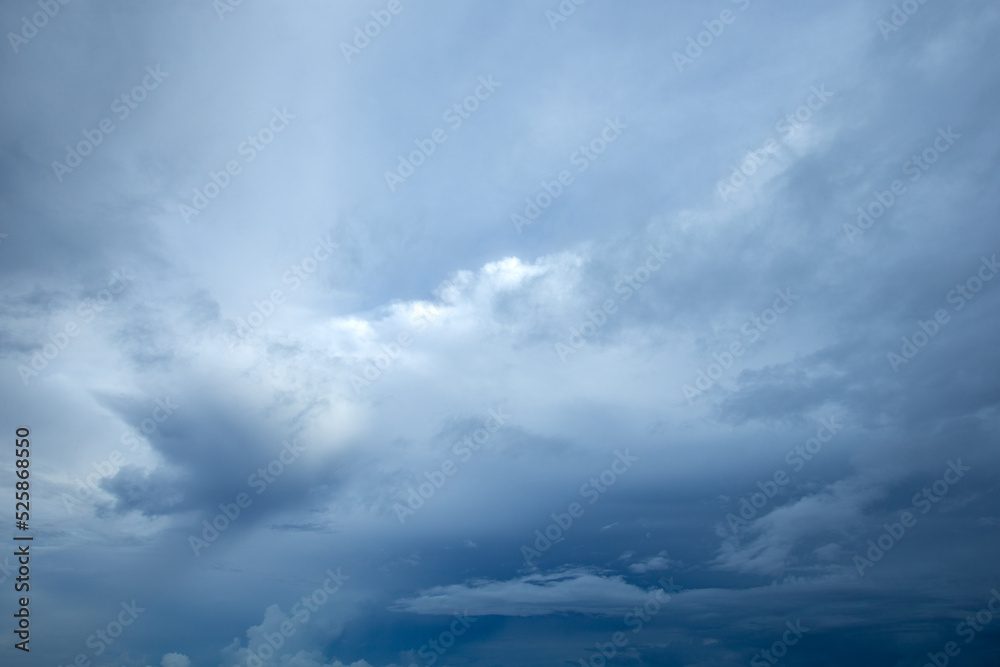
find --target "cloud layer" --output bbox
[1,1,998,665]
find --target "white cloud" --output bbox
[391,567,662,617]
[627,551,677,573]
[161,654,192,667]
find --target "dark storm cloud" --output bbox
[1,0,998,665]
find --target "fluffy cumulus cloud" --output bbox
[218,603,379,667]
[1,0,999,665]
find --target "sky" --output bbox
[1,0,999,665]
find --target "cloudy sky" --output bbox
[2,0,999,665]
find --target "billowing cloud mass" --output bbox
[1,0,999,665]
[160,654,192,667]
